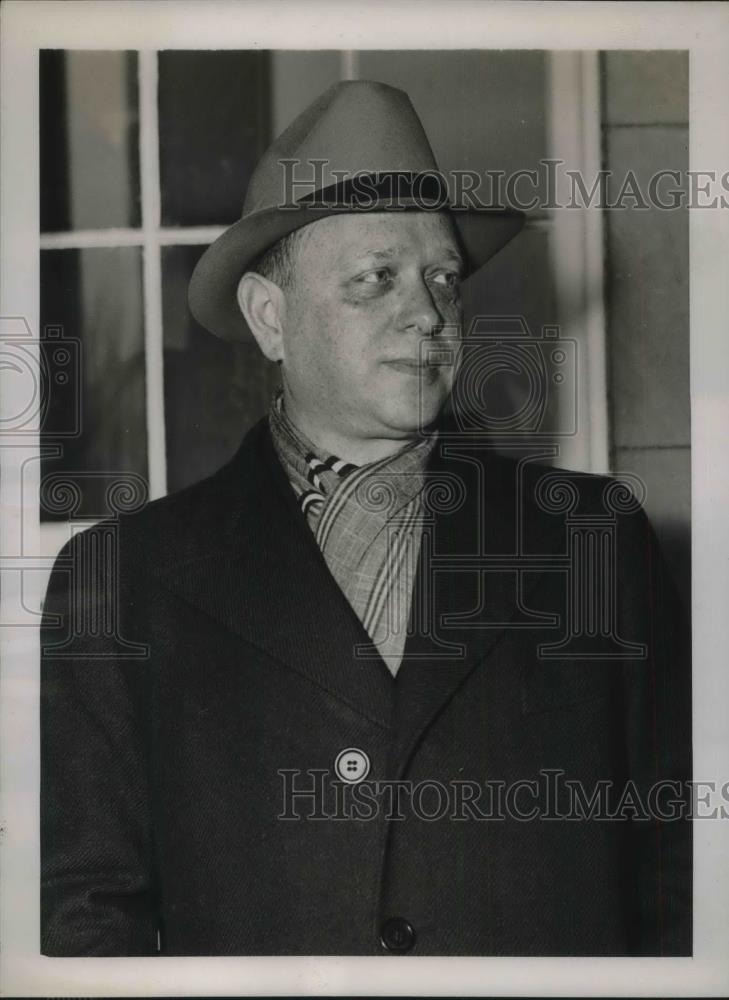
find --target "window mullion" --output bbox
[546,51,609,474]
[138,49,167,501]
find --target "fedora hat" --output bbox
[188,79,525,342]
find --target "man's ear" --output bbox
[236,272,286,362]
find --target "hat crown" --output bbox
[188,78,525,342]
[243,80,440,216]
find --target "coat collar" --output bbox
[155,418,394,730]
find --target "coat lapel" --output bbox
[391,438,561,774]
[158,420,394,730]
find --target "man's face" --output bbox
[278,211,463,448]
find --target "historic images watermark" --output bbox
[275,159,729,211]
[278,758,721,824]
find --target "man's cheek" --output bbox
[439,297,462,327]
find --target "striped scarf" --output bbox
[268,391,437,675]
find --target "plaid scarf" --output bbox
[268,390,437,675]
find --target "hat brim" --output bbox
[188,201,525,342]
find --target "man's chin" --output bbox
[377,397,448,437]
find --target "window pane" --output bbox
[158,51,271,227]
[463,225,556,339]
[40,50,141,231]
[40,247,147,520]
[457,225,562,436]
[357,50,549,202]
[162,244,279,493]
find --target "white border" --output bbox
[2,1,728,996]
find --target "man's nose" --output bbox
[398,276,444,337]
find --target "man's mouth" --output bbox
[382,359,429,375]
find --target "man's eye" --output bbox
[431,271,460,288]
[361,268,392,284]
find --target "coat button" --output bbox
[334,747,370,783]
[380,917,416,954]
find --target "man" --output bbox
[41,80,691,956]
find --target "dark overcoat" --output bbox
[40,418,692,956]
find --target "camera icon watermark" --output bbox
[420,315,577,439]
[0,317,81,437]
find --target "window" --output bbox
[40,48,276,524]
[39,49,608,549]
